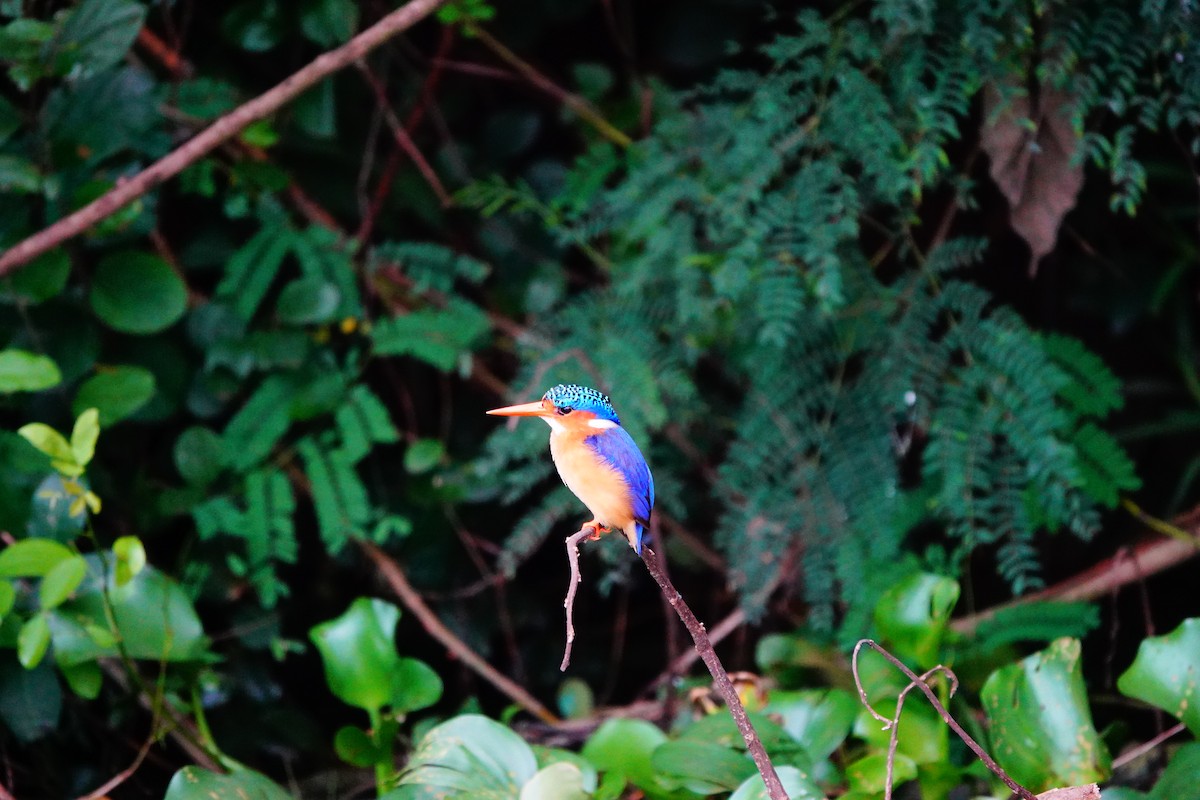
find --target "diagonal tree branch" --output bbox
[0,0,450,276]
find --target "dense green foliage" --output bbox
[0,0,1199,797]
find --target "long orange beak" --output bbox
[486,400,551,417]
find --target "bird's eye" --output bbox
[556,405,573,415]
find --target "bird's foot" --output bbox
[582,520,611,541]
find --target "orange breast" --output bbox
[550,431,637,534]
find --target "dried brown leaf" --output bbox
[981,83,1085,274]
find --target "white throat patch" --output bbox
[541,416,566,433]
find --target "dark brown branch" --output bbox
[358,540,561,726]
[852,640,1037,800]
[0,0,450,275]
[560,527,593,671]
[639,544,789,798]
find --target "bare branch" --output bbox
[359,540,561,726]
[852,640,1037,800]
[0,0,451,276]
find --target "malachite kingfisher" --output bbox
[487,384,655,554]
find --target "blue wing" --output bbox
[585,425,654,552]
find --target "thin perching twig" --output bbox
[852,639,1037,800]
[560,528,789,799]
[0,0,451,276]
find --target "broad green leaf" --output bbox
[221,0,283,52]
[0,155,41,193]
[294,76,336,139]
[393,656,444,713]
[17,423,73,463]
[53,0,145,76]
[0,658,61,742]
[0,581,14,619]
[520,763,589,800]
[581,718,668,791]
[852,701,946,764]
[90,252,188,335]
[1145,742,1200,800]
[313,597,403,711]
[7,249,70,304]
[873,572,959,667]
[0,350,60,393]
[1117,617,1200,736]
[728,766,826,800]
[0,539,73,577]
[766,689,857,761]
[27,474,89,541]
[47,558,209,664]
[651,740,756,794]
[73,366,156,425]
[113,536,146,587]
[276,276,341,325]
[164,766,291,800]
[400,714,538,799]
[334,725,382,767]
[174,427,227,485]
[299,0,358,46]
[38,554,87,609]
[845,752,918,794]
[981,638,1111,790]
[404,438,445,474]
[18,613,50,668]
[70,409,99,468]
[59,660,101,700]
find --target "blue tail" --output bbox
[634,522,648,555]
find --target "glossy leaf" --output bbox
[17,423,74,464]
[310,597,442,714]
[0,538,73,577]
[53,0,146,76]
[766,688,857,761]
[334,725,382,767]
[112,536,146,587]
[27,474,89,541]
[852,701,946,764]
[0,581,15,620]
[48,558,209,664]
[1117,617,1200,736]
[845,752,918,794]
[651,740,756,794]
[174,426,227,485]
[18,613,51,668]
[59,660,102,699]
[728,766,827,800]
[581,718,668,791]
[556,677,595,720]
[164,766,291,800]
[0,350,60,393]
[73,366,156,425]
[70,409,100,468]
[276,276,341,325]
[400,714,538,799]
[981,637,1110,790]
[90,252,188,335]
[404,438,445,474]
[38,554,87,609]
[520,762,590,800]
[7,249,70,304]
[873,572,959,667]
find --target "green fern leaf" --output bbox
[335,385,399,463]
[1071,422,1141,507]
[216,225,293,321]
[298,438,371,553]
[372,300,491,371]
[223,375,297,470]
[1043,334,1124,418]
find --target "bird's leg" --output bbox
[582,519,611,541]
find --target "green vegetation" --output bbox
[1,0,1199,797]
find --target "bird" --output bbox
[487,384,655,554]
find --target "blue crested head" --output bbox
[543,384,620,424]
